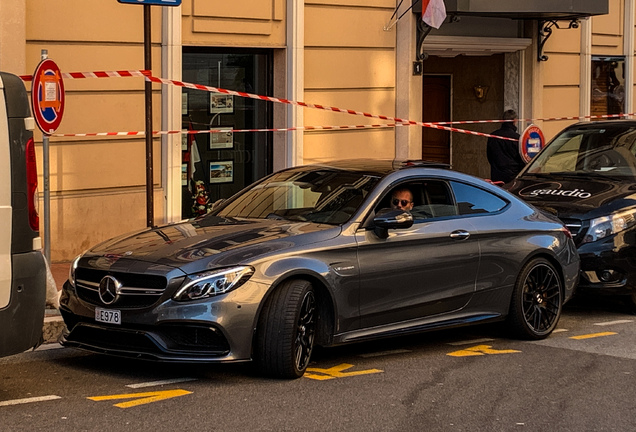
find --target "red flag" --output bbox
[422,0,446,29]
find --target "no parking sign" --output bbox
[519,124,545,163]
[31,58,65,134]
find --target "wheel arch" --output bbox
[521,249,567,294]
[251,271,336,356]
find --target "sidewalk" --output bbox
[42,262,71,344]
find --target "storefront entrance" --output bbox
[181,49,273,218]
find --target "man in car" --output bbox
[486,109,525,184]
[390,187,414,211]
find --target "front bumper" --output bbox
[59,279,269,363]
[576,231,636,296]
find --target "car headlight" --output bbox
[582,208,636,244]
[68,255,81,289]
[173,266,254,301]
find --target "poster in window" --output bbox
[182,92,188,116]
[182,130,189,150]
[181,164,188,186]
[209,93,234,114]
[210,127,234,150]
[209,161,233,184]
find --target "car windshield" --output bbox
[524,124,636,180]
[214,167,380,225]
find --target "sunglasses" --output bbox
[392,198,412,207]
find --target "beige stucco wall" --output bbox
[25,0,164,261]
[181,0,286,46]
[0,0,27,73]
[303,0,397,163]
[539,22,583,140]
[592,0,624,56]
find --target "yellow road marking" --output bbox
[570,332,617,340]
[447,344,521,357]
[88,389,192,409]
[305,363,383,380]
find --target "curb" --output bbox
[43,308,66,345]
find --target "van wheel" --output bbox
[508,258,563,340]
[256,279,316,379]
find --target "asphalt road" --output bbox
[2,295,636,432]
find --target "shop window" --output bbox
[182,49,273,218]
[591,57,625,119]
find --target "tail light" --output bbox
[25,136,39,231]
[560,226,573,239]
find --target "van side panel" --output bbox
[8,116,35,254]
[0,71,46,357]
[2,72,36,254]
[0,75,11,309]
[0,252,46,355]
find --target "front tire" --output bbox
[508,258,563,340]
[256,279,316,379]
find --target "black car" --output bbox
[507,121,636,309]
[60,160,579,378]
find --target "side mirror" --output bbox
[373,208,414,238]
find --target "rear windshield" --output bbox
[525,124,636,181]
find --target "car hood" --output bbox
[82,216,341,274]
[506,175,636,219]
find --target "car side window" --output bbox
[409,180,457,221]
[450,181,508,215]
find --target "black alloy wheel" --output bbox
[508,258,563,340]
[294,289,316,372]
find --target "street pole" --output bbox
[144,4,154,227]
[41,49,51,263]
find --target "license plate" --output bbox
[95,307,121,325]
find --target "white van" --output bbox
[0,71,46,357]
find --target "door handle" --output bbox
[450,230,470,240]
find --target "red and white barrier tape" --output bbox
[144,74,511,139]
[51,123,416,137]
[19,69,633,142]
[19,69,150,82]
[437,113,632,125]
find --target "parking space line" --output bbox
[447,345,521,357]
[594,320,634,326]
[359,349,411,358]
[553,328,569,333]
[126,378,197,389]
[305,363,383,380]
[88,389,192,409]
[447,338,495,346]
[0,395,62,407]
[570,332,617,340]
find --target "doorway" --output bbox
[422,75,451,164]
[181,49,273,218]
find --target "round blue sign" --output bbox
[519,125,545,163]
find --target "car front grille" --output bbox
[559,217,587,245]
[62,321,231,359]
[75,268,171,308]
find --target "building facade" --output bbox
[0,0,628,261]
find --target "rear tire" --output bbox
[508,258,563,340]
[255,279,316,379]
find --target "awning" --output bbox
[412,0,608,21]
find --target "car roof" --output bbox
[301,159,452,176]
[566,119,636,130]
